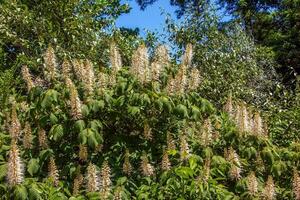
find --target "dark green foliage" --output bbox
[0,49,298,199]
[219,0,300,87]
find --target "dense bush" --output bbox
[0,44,299,200]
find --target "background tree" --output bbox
[137,0,300,88]
[219,0,300,87]
[136,0,207,17]
[0,0,129,69]
[0,0,131,106]
[165,1,278,108]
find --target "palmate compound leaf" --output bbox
[74,120,86,132]
[27,158,40,176]
[175,166,194,179]
[0,164,7,181]
[127,106,140,116]
[81,105,90,117]
[191,105,201,120]
[80,128,103,149]
[41,89,59,108]
[49,124,64,141]
[88,100,105,113]
[14,185,28,200]
[174,104,188,119]
[156,96,173,113]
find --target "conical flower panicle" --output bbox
[165,76,176,95]
[79,144,88,161]
[255,154,265,172]
[86,163,99,192]
[38,128,48,149]
[175,64,187,94]
[151,45,169,82]
[182,43,193,67]
[154,45,170,67]
[293,169,300,200]
[141,153,154,176]
[98,71,108,92]
[130,44,150,84]
[72,59,85,82]
[201,118,212,147]
[262,176,275,200]
[180,134,190,161]
[224,148,229,160]
[113,186,123,200]
[161,149,171,171]
[110,42,122,74]
[247,171,258,196]
[234,103,241,126]
[43,46,57,81]
[173,43,194,94]
[83,59,95,96]
[224,94,234,118]
[48,157,59,186]
[9,102,21,139]
[123,149,133,176]
[19,101,29,113]
[236,102,250,134]
[21,65,35,92]
[7,141,24,187]
[150,62,162,82]
[227,147,242,180]
[188,68,201,91]
[23,122,32,149]
[100,161,112,199]
[108,71,117,87]
[263,122,269,138]
[202,158,211,183]
[62,59,72,80]
[253,111,263,136]
[166,132,176,152]
[67,78,83,120]
[143,122,153,141]
[73,173,83,196]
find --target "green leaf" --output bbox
[128,106,140,116]
[200,98,215,114]
[191,105,201,120]
[0,164,7,181]
[49,113,58,125]
[27,158,39,176]
[117,177,128,185]
[175,167,194,179]
[89,100,105,112]
[87,192,101,200]
[28,184,42,200]
[189,156,198,170]
[83,129,99,149]
[89,120,102,132]
[174,104,188,118]
[14,185,28,200]
[49,124,64,141]
[81,105,90,117]
[41,89,59,108]
[140,93,151,105]
[79,129,89,144]
[39,149,53,164]
[74,120,85,132]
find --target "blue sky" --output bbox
[116,0,177,37]
[115,0,231,38]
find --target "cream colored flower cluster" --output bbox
[224,95,268,137]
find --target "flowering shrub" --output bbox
[0,44,299,200]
